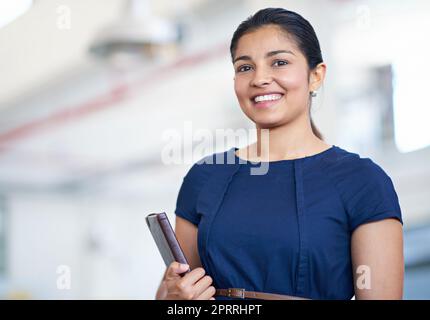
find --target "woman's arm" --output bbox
[351,218,404,299]
[175,216,202,270]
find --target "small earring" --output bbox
[310,91,317,97]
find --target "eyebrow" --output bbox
[233,50,295,64]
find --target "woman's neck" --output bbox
[241,115,331,161]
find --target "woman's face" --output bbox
[233,25,312,129]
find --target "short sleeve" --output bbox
[174,161,212,226]
[340,158,403,232]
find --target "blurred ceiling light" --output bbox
[0,0,33,29]
[89,0,181,65]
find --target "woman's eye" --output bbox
[273,60,289,67]
[237,65,252,73]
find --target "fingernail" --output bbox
[181,264,189,269]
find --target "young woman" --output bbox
[156,8,403,300]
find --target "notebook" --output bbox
[146,212,191,276]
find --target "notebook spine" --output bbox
[157,212,190,275]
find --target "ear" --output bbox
[309,62,326,92]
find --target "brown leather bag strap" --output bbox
[215,288,310,300]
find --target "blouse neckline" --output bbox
[232,145,337,166]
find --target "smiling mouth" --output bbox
[251,94,284,108]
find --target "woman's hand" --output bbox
[156,261,216,300]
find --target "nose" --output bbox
[250,67,273,87]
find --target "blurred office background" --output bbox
[0,0,429,299]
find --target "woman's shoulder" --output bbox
[182,148,236,183]
[321,146,402,230]
[321,145,394,188]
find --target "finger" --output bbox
[196,286,217,300]
[193,275,213,297]
[177,267,206,289]
[165,262,189,280]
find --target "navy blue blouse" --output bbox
[174,145,403,300]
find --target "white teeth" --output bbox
[254,94,283,103]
